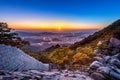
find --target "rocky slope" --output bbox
[0,37,120,80]
[89,37,120,80]
[0,44,48,71]
[70,19,120,49]
[0,20,120,80]
[0,70,93,80]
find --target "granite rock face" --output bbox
[109,37,120,47]
[0,44,48,71]
[89,37,120,80]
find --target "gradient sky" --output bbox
[1,0,120,30]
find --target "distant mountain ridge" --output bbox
[70,19,120,49]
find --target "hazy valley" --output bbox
[16,30,96,50]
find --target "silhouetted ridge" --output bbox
[70,19,120,50]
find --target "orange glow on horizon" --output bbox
[9,22,101,31]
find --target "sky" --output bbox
[1,0,120,30]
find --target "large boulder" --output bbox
[90,54,120,80]
[0,44,48,71]
[109,37,120,47]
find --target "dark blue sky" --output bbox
[0,0,120,30]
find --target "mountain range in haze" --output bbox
[16,30,97,50]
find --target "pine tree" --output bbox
[0,22,30,47]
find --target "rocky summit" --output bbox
[0,44,48,71]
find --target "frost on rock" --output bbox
[0,44,48,71]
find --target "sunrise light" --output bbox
[0,0,112,31]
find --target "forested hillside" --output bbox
[70,19,120,49]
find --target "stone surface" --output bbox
[0,70,93,80]
[90,72,106,80]
[97,40,109,46]
[109,37,120,47]
[0,44,48,71]
[89,37,120,80]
